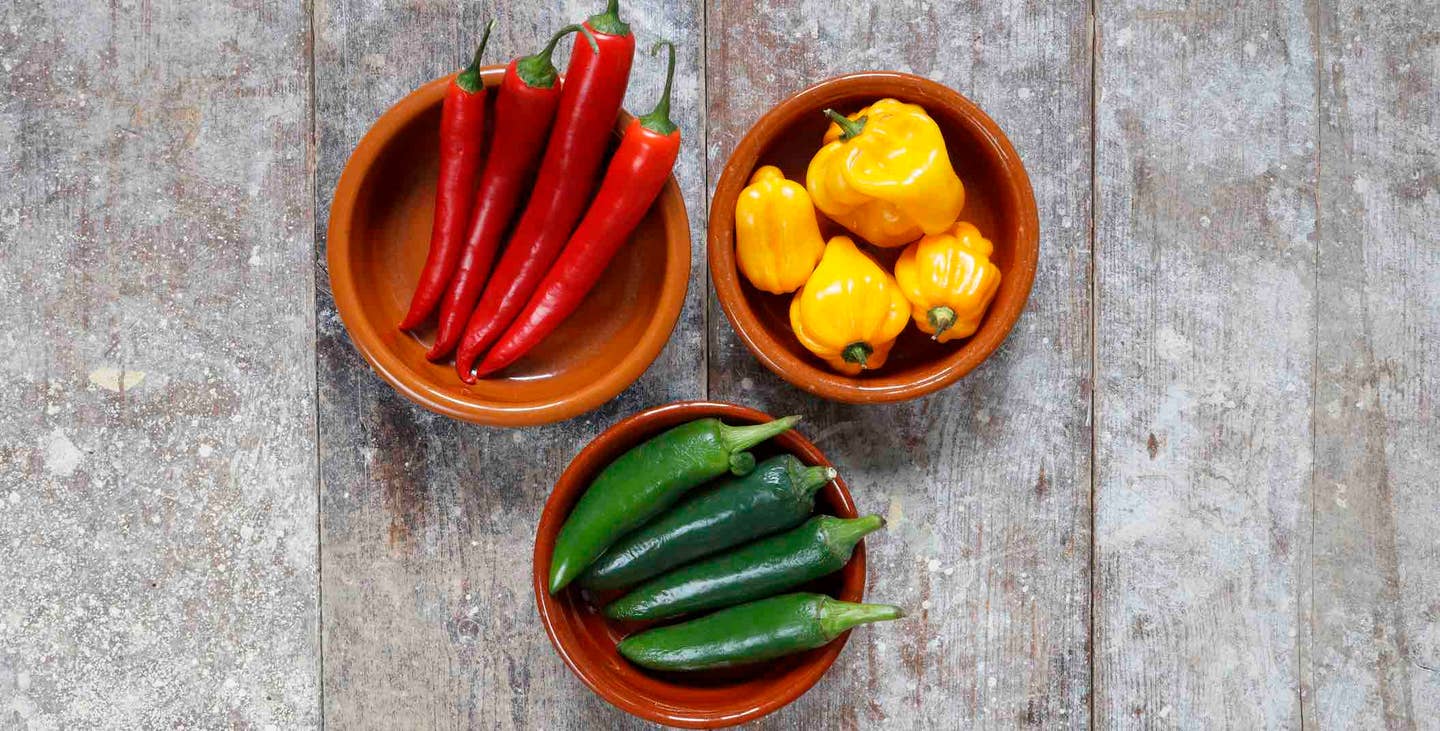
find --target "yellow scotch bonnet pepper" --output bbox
[789,236,910,374]
[893,221,1001,342]
[734,165,826,294]
[805,99,965,248]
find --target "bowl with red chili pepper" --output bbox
[534,401,870,728]
[327,60,690,427]
[708,71,1040,404]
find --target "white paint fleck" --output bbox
[511,431,524,444]
[239,524,254,541]
[740,377,754,390]
[987,676,997,688]
[921,600,932,610]
[1200,215,1212,228]
[1017,87,1031,99]
[43,428,83,477]
[1243,41,1258,58]
[927,558,940,572]
[197,444,214,458]
[88,367,146,392]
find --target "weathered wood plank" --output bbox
[314,0,704,727]
[0,0,318,727]
[1304,0,1440,726]
[1093,1,1317,727]
[705,1,1094,727]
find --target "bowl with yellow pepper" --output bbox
[708,72,1038,403]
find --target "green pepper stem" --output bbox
[638,40,678,135]
[516,24,597,89]
[841,342,872,368]
[728,451,756,476]
[823,108,867,141]
[587,0,630,37]
[817,598,906,640]
[797,466,838,497]
[455,19,496,93]
[717,415,801,455]
[927,306,957,339]
[821,514,885,555]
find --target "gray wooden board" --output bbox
[313,0,704,727]
[704,1,1095,727]
[1094,1,1317,727]
[4,0,1439,726]
[0,0,318,728]
[1305,0,1440,726]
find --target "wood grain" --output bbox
[1093,1,1317,727]
[313,0,704,727]
[0,0,318,727]
[1304,0,1440,726]
[705,1,1094,727]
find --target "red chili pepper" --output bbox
[399,21,496,332]
[454,0,635,383]
[474,41,682,378]
[425,25,599,361]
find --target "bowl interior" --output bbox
[535,402,865,727]
[710,73,1038,401]
[331,69,688,424]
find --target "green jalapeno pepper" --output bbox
[578,454,837,591]
[617,592,904,671]
[604,513,884,620]
[548,415,801,594]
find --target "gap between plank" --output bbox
[305,0,326,726]
[1086,1,1100,729]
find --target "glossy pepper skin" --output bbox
[617,592,904,671]
[578,454,836,591]
[454,0,635,382]
[547,415,800,594]
[474,41,682,377]
[734,165,825,294]
[805,99,965,248]
[426,26,596,360]
[605,514,885,621]
[399,23,495,330]
[789,236,910,374]
[893,221,1002,342]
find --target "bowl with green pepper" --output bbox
[533,401,896,728]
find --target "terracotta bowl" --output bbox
[534,401,866,728]
[708,72,1038,403]
[328,68,690,427]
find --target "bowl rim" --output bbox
[707,70,1039,403]
[326,68,691,427]
[532,400,866,728]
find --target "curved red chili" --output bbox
[474,41,682,378]
[454,0,634,383]
[399,21,496,332]
[425,25,598,361]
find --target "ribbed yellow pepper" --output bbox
[734,166,826,294]
[789,236,910,374]
[805,99,965,248]
[893,221,1001,342]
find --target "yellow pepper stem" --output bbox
[822,108,867,141]
[926,306,957,339]
[842,342,873,368]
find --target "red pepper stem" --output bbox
[638,40,678,135]
[823,108,867,141]
[516,24,597,89]
[587,0,630,36]
[456,19,497,93]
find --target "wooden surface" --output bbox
[0,0,318,727]
[4,0,1438,728]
